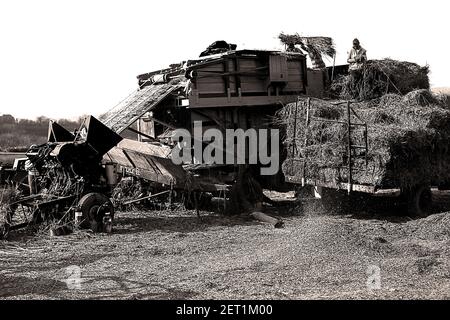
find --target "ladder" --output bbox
[289,98,368,193]
[99,78,185,134]
[332,100,368,193]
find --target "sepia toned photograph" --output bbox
[0,0,448,307]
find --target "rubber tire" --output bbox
[78,193,114,232]
[321,188,351,214]
[406,185,432,217]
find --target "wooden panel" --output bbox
[240,75,267,93]
[197,82,226,93]
[287,69,305,76]
[190,53,307,103]
[285,81,305,91]
[306,69,325,98]
[197,80,237,94]
[240,82,266,93]
[287,60,303,68]
[287,60,305,92]
[285,79,304,86]
[287,63,304,76]
[238,58,265,70]
[188,95,302,108]
[269,55,288,82]
[227,59,235,71]
[228,79,237,93]
[197,77,225,84]
[287,61,304,71]
[287,75,303,83]
[197,77,236,85]
[198,64,225,72]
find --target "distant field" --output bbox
[432,87,450,108]
[432,87,450,95]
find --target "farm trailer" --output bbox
[282,97,448,216]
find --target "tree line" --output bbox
[0,114,83,151]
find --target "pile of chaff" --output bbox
[276,89,450,190]
[331,59,430,101]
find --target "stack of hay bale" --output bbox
[277,59,450,191]
[331,59,430,101]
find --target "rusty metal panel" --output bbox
[104,147,133,168]
[116,139,172,158]
[104,140,186,187]
[124,149,186,186]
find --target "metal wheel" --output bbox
[320,188,350,214]
[406,185,432,217]
[77,193,114,232]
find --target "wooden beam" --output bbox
[152,118,176,130]
[126,126,157,142]
[123,190,171,205]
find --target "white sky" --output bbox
[0,0,448,120]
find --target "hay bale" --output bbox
[277,94,450,190]
[402,89,440,106]
[330,59,430,101]
[279,33,335,69]
[379,93,403,108]
[313,104,343,120]
[372,110,398,125]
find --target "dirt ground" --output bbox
[0,191,449,300]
